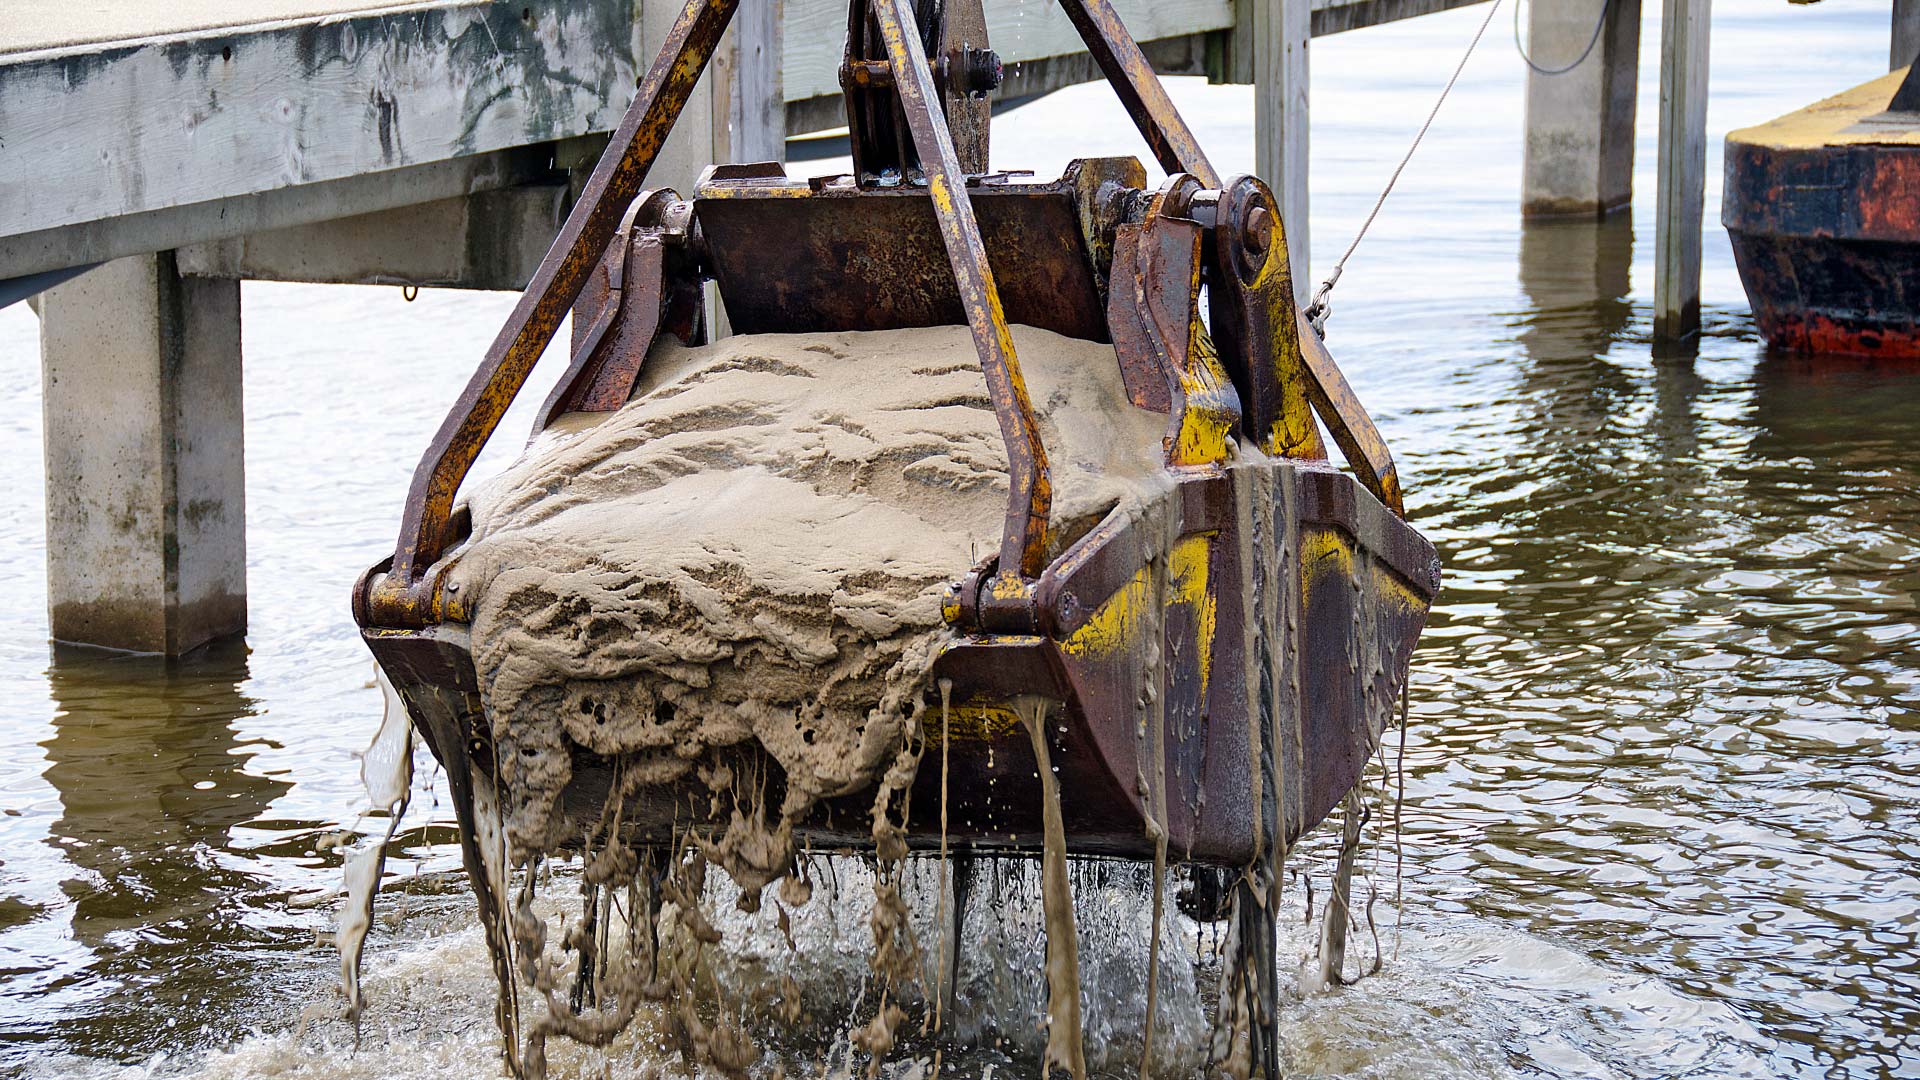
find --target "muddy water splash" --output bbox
[337,669,415,1020]
[1018,696,1087,1080]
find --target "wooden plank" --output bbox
[1653,0,1710,343]
[1257,0,1312,303]
[783,29,1213,135]
[0,0,642,240]
[1311,0,1491,36]
[716,0,785,164]
[1218,0,1492,87]
[781,0,1235,103]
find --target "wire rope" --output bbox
[1305,0,1505,333]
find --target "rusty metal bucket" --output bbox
[351,1,1436,1069]
[356,155,1437,862]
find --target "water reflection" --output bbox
[1398,215,1920,1076]
[1516,213,1634,364]
[23,641,300,1061]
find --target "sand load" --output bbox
[449,323,1167,891]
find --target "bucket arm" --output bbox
[370,0,740,627]
[1055,0,1221,188]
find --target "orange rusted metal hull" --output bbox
[1725,67,1920,360]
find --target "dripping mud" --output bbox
[338,325,1413,1078]
[389,325,1192,1077]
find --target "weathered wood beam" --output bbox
[1199,0,1495,86]
[785,32,1214,137]
[1653,0,1711,344]
[1309,0,1492,37]
[1257,0,1312,304]
[0,1,642,244]
[782,0,1234,105]
[717,0,787,163]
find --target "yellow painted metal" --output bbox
[1295,312,1404,515]
[1061,530,1215,671]
[1167,532,1216,694]
[873,0,1054,582]
[1169,322,1241,468]
[940,702,1025,741]
[1249,210,1325,462]
[1062,566,1151,662]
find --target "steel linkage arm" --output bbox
[871,0,1054,593]
[1054,0,1220,188]
[367,0,741,627]
[1054,0,1405,517]
[1211,176,1403,514]
[1295,313,1403,514]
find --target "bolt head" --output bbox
[964,47,1003,94]
[1245,205,1273,254]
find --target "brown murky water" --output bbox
[1,4,1915,1077]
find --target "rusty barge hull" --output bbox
[1725,66,1920,360]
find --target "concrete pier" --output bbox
[38,254,247,655]
[1521,0,1644,217]
[8,0,1776,650]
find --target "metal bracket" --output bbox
[532,190,704,435]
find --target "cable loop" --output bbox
[1513,0,1614,77]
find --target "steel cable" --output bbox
[1305,0,1505,334]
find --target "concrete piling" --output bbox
[1521,0,1644,217]
[37,254,247,655]
[1895,0,1919,70]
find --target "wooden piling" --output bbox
[1254,0,1312,304]
[715,0,786,165]
[1653,0,1710,344]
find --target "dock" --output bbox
[1,0,1908,654]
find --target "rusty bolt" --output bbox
[963,47,1003,94]
[1246,206,1273,255]
[1238,204,1275,278]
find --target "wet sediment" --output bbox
[349,325,1416,1077]
[433,325,1168,1075]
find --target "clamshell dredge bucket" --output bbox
[353,0,1437,1068]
